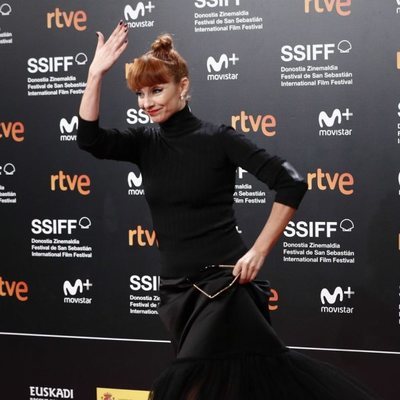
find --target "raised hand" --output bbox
[89,21,129,78]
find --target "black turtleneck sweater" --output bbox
[77,106,307,276]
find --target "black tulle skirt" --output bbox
[148,267,379,400]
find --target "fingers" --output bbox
[106,21,129,52]
[95,31,105,50]
[233,252,264,284]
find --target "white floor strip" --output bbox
[288,346,400,356]
[0,331,171,343]
[1,332,399,355]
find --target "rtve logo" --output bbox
[50,171,91,196]
[0,276,28,302]
[129,225,157,246]
[195,0,240,8]
[63,279,92,296]
[231,111,276,137]
[307,168,354,195]
[47,7,87,31]
[269,288,278,311]
[126,108,153,125]
[0,121,25,142]
[304,0,351,16]
[31,217,91,235]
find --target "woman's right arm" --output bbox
[79,21,129,120]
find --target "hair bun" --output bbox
[151,34,174,57]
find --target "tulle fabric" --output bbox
[148,267,379,400]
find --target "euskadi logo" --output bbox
[0,162,16,175]
[124,2,155,28]
[320,286,354,314]
[207,53,239,80]
[63,279,93,304]
[284,219,354,238]
[47,7,87,31]
[0,120,25,142]
[126,108,153,125]
[29,386,74,399]
[195,0,240,8]
[27,53,88,74]
[31,217,91,235]
[128,172,145,196]
[318,108,353,137]
[128,225,157,246]
[59,116,78,141]
[304,0,351,16]
[281,41,351,62]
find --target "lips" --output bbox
[147,109,161,116]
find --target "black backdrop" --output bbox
[1,1,399,399]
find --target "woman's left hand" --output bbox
[232,247,266,284]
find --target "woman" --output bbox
[77,22,378,400]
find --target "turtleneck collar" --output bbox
[159,104,201,138]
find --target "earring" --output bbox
[180,94,185,100]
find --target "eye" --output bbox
[153,87,163,94]
[135,91,143,98]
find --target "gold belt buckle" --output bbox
[192,264,239,299]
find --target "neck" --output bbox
[159,103,201,137]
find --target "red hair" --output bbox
[127,34,189,91]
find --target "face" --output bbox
[136,78,189,124]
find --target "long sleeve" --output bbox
[77,116,145,164]
[218,125,308,209]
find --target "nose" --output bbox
[140,94,154,110]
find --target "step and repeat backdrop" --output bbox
[1,0,399,399]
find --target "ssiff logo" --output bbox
[320,286,354,314]
[124,2,155,28]
[195,0,240,8]
[47,8,87,31]
[304,0,351,16]
[207,53,239,81]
